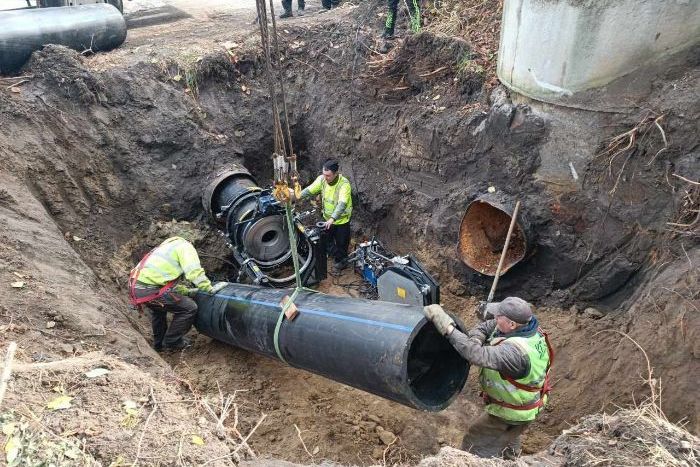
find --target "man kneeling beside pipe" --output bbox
[422,297,553,459]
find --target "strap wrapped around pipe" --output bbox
[195,283,469,411]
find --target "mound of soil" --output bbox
[0,2,697,465]
[3,353,233,465]
[550,406,700,466]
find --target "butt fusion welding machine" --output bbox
[346,239,440,307]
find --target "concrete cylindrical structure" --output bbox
[497,0,700,107]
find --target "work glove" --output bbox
[422,304,455,336]
[184,287,200,297]
[210,282,228,294]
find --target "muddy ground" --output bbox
[0,1,698,465]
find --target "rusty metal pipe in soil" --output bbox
[458,194,533,276]
[194,283,470,411]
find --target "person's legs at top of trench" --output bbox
[384,0,400,38]
[321,0,340,10]
[281,0,294,17]
[406,0,421,33]
[383,0,421,38]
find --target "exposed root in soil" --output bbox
[0,2,698,465]
[666,177,700,238]
[594,113,669,196]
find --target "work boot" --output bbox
[332,260,347,275]
[379,40,394,54]
[280,9,293,18]
[381,29,394,40]
[165,336,193,351]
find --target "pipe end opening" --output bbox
[407,321,469,411]
[458,200,527,276]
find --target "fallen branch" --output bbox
[0,75,32,81]
[200,383,237,438]
[290,56,321,74]
[231,404,256,458]
[201,413,267,466]
[382,435,398,466]
[294,423,313,458]
[6,80,28,90]
[0,342,17,409]
[232,413,266,455]
[672,173,700,186]
[418,66,447,77]
[133,387,159,467]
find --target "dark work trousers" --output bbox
[385,0,421,36]
[327,222,351,265]
[321,0,340,9]
[134,286,198,348]
[461,413,529,459]
[282,0,304,12]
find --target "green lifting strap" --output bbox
[272,202,312,364]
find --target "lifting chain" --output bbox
[255,0,310,364]
[254,0,301,203]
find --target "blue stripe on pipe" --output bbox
[211,292,414,333]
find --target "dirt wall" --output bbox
[0,8,697,464]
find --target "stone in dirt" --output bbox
[371,446,384,459]
[583,307,604,319]
[377,428,396,446]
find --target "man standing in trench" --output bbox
[128,235,227,351]
[422,297,553,459]
[298,159,353,275]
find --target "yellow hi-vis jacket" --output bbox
[304,174,352,224]
[133,237,213,293]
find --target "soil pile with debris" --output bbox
[550,405,700,466]
[0,0,697,465]
[3,353,233,466]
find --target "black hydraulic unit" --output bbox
[202,165,326,287]
[194,283,469,411]
[0,4,127,74]
[348,239,440,306]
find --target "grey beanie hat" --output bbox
[485,297,533,324]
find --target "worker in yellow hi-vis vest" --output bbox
[299,159,353,275]
[422,298,553,459]
[128,236,227,351]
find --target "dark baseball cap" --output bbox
[486,297,533,324]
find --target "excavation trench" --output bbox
[0,18,697,465]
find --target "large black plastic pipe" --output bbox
[202,165,258,225]
[0,4,127,74]
[195,283,469,411]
